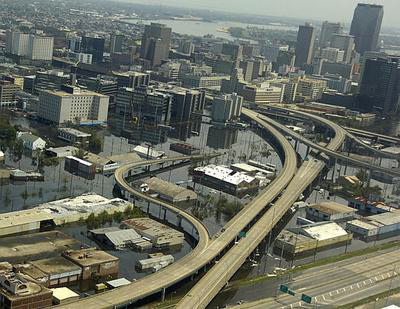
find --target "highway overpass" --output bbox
[176,109,345,309]
[56,112,298,308]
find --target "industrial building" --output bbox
[64,156,96,180]
[306,201,357,221]
[89,227,152,250]
[346,211,400,238]
[0,231,81,263]
[27,257,82,287]
[122,218,184,248]
[0,270,53,309]
[193,164,260,197]
[143,177,198,204]
[0,194,133,237]
[169,143,200,155]
[62,248,119,280]
[275,221,352,256]
[136,255,174,272]
[57,128,91,145]
[348,196,396,214]
[133,145,165,160]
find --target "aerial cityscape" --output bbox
[0,0,400,308]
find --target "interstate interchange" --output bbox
[58,108,399,309]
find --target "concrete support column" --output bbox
[177,215,182,228]
[147,202,150,214]
[163,208,167,221]
[158,206,162,218]
[306,146,310,157]
[161,287,166,302]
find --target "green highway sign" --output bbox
[288,290,296,296]
[239,231,247,238]
[301,294,312,304]
[279,285,289,293]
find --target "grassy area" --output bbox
[226,240,400,290]
[337,287,400,309]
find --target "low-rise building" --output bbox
[58,128,91,145]
[346,211,400,238]
[51,287,79,305]
[17,132,46,150]
[193,164,260,197]
[64,156,96,180]
[46,146,79,158]
[348,196,396,214]
[133,145,165,160]
[275,221,352,256]
[169,143,200,155]
[28,257,82,287]
[143,177,197,204]
[337,175,362,188]
[0,271,53,309]
[62,248,119,280]
[306,201,357,221]
[89,227,151,250]
[122,218,184,248]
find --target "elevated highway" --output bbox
[176,109,344,309]
[57,112,298,308]
[345,126,400,145]
[264,105,399,160]
[258,109,400,178]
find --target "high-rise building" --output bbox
[27,35,54,61]
[0,81,21,108]
[114,86,172,144]
[331,34,355,64]
[110,33,124,53]
[81,36,105,63]
[359,56,400,114]
[38,87,109,124]
[211,93,243,123]
[350,3,384,54]
[295,23,316,67]
[221,43,243,62]
[320,47,345,63]
[140,23,172,67]
[6,31,53,61]
[114,71,150,89]
[320,21,343,47]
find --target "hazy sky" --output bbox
[126,0,399,28]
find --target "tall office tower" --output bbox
[140,23,172,67]
[331,34,355,63]
[110,33,124,53]
[221,43,243,62]
[320,47,345,63]
[27,35,54,61]
[350,3,384,54]
[320,21,343,47]
[114,71,150,89]
[295,23,316,67]
[67,36,82,52]
[114,86,172,144]
[81,36,105,63]
[211,93,243,123]
[6,31,30,56]
[359,56,400,114]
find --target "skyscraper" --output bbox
[81,36,105,63]
[320,21,343,47]
[359,56,400,114]
[110,33,124,53]
[140,23,172,67]
[350,3,384,55]
[295,23,316,67]
[331,34,355,64]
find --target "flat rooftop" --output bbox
[122,218,184,238]
[309,201,356,215]
[63,248,118,267]
[31,257,81,276]
[0,209,53,230]
[144,177,197,200]
[58,128,91,138]
[300,222,348,241]
[0,231,81,263]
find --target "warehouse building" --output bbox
[143,177,197,204]
[58,128,91,145]
[51,287,79,305]
[346,211,400,238]
[193,164,260,197]
[64,156,96,180]
[89,227,152,250]
[274,221,352,256]
[306,201,357,221]
[27,257,82,287]
[122,218,184,248]
[348,196,396,214]
[62,248,119,280]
